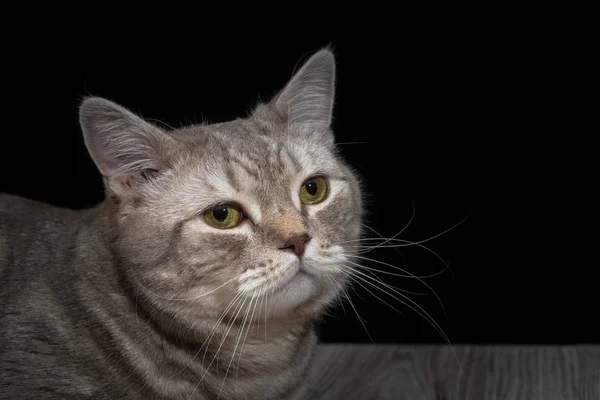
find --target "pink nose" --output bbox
[280,233,311,257]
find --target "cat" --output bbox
[0,48,363,399]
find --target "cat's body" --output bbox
[0,49,363,399]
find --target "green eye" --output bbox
[300,177,328,205]
[204,204,242,229]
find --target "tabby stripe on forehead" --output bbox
[223,161,241,191]
[226,154,261,181]
[213,142,239,191]
[285,146,303,172]
[275,142,287,170]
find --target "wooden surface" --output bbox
[306,344,597,400]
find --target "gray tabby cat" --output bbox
[0,48,362,399]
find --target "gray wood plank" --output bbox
[306,344,595,400]
[580,345,600,400]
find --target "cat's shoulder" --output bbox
[0,193,81,231]
[0,193,61,218]
[0,194,86,269]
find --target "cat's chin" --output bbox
[270,271,318,313]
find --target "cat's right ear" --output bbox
[79,97,175,199]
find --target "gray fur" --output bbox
[0,49,363,399]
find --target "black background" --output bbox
[0,39,586,345]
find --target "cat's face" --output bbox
[118,121,361,320]
[81,49,362,323]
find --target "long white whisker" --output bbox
[359,226,406,261]
[264,287,269,341]
[338,213,469,246]
[326,273,347,312]
[170,292,244,379]
[361,203,415,252]
[217,292,255,399]
[345,266,425,302]
[344,258,446,313]
[344,257,423,278]
[200,293,244,369]
[340,269,404,316]
[342,286,374,343]
[347,269,461,370]
[354,240,451,280]
[131,272,237,301]
[258,287,265,339]
[348,253,451,280]
[236,288,262,378]
[358,266,430,296]
[336,140,375,145]
[255,287,265,340]
[271,284,287,316]
[190,295,248,400]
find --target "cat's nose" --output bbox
[279,233,311,257]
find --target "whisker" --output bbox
[346,266,429,302]
[354,239,451,275]
[360,202,415,252]
[341,285,374,343]
[236,288,263,378]
[359,267,430,296]
[271,284,287,316]
[360,227,406,261]
[217,292,255,398]
[255,287,265,339]
[169,291,244,379]
[350,240,453,287]
[326,273,346,312]
[336,140,376,145]
[131,272,237,302]
[264,287,268,341]
[198,293,244,370]
[345,268,461,370]
[343,258,447,313]
[338,212,469,246]
[348,253,451,280]
[339,268,404,316]
[190,295,248,400]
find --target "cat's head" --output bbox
[79,49,363,325]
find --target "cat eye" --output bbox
[204,204,243,229]
[299,176,328,205]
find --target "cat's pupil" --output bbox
[213,206,228,222]
[305,180,318,196]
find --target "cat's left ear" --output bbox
[272,48,336,132]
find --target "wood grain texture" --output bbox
[305,344,597,400]
[580,346,600,400]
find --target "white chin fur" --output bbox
[270,271,317,312]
